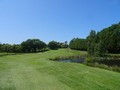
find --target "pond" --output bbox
[58,58,84,63]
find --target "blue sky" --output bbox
[0,0,120,44]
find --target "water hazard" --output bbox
[58,58,84,63]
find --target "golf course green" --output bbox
[0,49,120,90]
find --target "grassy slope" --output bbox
[0,49,120,90]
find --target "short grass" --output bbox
[0,49,120,90]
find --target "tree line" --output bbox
[69,22,120,56]
[0,39,68,53]
[0,22,119,55]
[69,38,87,51]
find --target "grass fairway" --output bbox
[0,49,120,90]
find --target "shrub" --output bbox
[85,57,120,73]
[85,57,92,63]
[49,55,85,61]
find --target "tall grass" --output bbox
[85,56,120,72]
[49,55,85,61]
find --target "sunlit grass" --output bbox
[0,49,120,90]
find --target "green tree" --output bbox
[57,41,68,48]
[87,30,97,55]
[99,23,120,53]
[12,44,22,53]
[21,39,46,53]
[48,41,59,50]
[94,41,106,56]
[69,38,87,51]
[1,44,13,53]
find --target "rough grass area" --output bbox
[0,49,120,90]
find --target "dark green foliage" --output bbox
[0,39,47,53]
[86,30,97,55]
[94,41,106,56]
[99,23,120,53]
[91,57,120,66]
[57,41,68,48]
[21,39,46,53]
[86,30,107,56]
[0,44,13,53]
[48,41,68,50]
[69,22,120,56]
[0,43,2,52]
[85,57,120,72]
[0,44,22,53]
[69,38,87,51]
[86,62,120,72]
[0,39,68,53]
[48,41,59,50]
[85,57,93,63]
[87,23,120,56]
[12,44,22,53]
